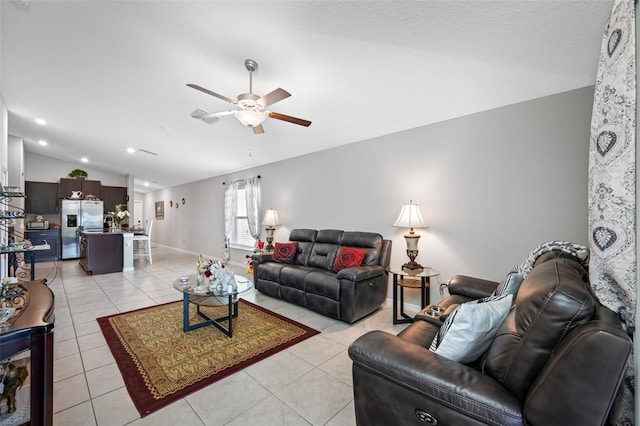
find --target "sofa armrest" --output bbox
[250,252,273,267]
[349,330,523,424]
[446,275,499,299]
[336,265,385,282]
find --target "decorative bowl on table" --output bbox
[179,276,190,285]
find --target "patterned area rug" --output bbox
[97,299,319,417]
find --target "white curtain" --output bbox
[588,0,636,423]
[245,177,261,250]
[223,181,238,262]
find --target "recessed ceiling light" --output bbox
[144,182,149,187]
[80,157,89,163]
[38,140,48,146]
[35,118,47,125]
[126,147,135,154]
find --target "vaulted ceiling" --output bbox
[1,1,613,193]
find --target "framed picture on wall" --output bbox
[155,201,164,219]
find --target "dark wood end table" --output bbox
[389,267,440,324]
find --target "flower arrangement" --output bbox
[108,204,130,230]
[196,255,236,291]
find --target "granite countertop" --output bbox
[81,231,134,236]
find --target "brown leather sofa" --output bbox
[348,252,631,426]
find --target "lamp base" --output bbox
[402,260,424,273]
[265,227,275,252]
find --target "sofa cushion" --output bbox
[256,262,287,283]
[308,230,343,270]
[341,232,383,266]
[482,258,595,400]
[289,229,317,266]
[333,246,366,272]
[272,242,297,263]
[280,265,314,291]
[429,294,513,363]
[493,272,524,297]
[305,270,341,300]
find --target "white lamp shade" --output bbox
[235,109,266,127]
[261,209,281,227]
[393,202,427,229]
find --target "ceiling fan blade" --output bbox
[252,124,265,134]
[186,84,235,104]
[257,88,291,107]
[268,112,312,127]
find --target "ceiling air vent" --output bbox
[191,109,220,125]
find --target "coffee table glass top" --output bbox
[173,274,252,298]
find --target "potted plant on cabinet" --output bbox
[68,169,88,179]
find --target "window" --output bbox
[229,184,257,250]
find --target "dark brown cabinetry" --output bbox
[59,178,101,199]
[25,230,61,262]
[79,232,123,274]
[25,181,59,214]
[101,186,128,213]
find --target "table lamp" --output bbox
[393,200,428,272]
[261,208,281,251]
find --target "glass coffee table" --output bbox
[172,274,252,336]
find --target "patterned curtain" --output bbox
[588,0,636,423]
[223,181,238,262]
[245,177,261,250]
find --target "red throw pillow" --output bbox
[333,246,366,272]
[272,242,297,263]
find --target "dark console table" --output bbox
[0,280,54,425]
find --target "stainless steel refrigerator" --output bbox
[61,200,104,259]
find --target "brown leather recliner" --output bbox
[349,253,632,426]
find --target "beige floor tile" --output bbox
[81,345,116,371]
[287,334,346,366]
[128,399,203,426]
[74,320,102,337]
[276,369,353,426]
[53,373,90,413]
[77,331,107,352]
[54,337,79,360]
[245,350,315,393]
[186,371,271,425]
[86,362,125,398]
[319,349,353,387]
[52,400,97,426]
[325,401,357,426]
[54,353,85,382]
[92,387,140,426]
[225,395,312,426]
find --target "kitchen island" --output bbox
[79,231,133,275]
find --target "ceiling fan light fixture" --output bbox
[235,109,266,127]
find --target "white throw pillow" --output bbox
[429,294,513,363]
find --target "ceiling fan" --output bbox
[187,59,311,134]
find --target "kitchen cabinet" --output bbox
[101,186,128,213]
[80,232,123,274]
[59,178,101,199]
[25,230,60,262]
[25,181,59,214]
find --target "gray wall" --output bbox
[25,151,127,187]
[144,86,593,304]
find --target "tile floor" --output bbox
[34,245,408,425]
